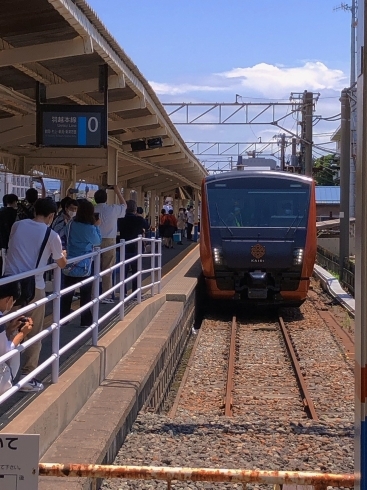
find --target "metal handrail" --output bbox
[0,236,162,404]
[38,463,354,489]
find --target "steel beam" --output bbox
[127,175,166,188]
[109,115,158,131]
[144,181,182,192]
[163,101,303,125]
[16,147,108,160]
[130,141,175,157]
[45,75,125,99]
[118,150,200,189]
[0,114,34,134]
[160,159,192,168]
[25,157,104,166]
[118,169,152,180]
[148,153,184,163]
[0,37,93,67]
[109,97,146,113]
[0,126,35,145]
[118,127,167,143]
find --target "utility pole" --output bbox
[339,89,351,281]
[303,91,313,177]
[280,133,286,171]
[291,137,298,166]
[334,1,358,217]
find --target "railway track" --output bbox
[225,314,318,420]
[170,313,318,421]
[102,294,355,489]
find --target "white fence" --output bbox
[0,236,162,405]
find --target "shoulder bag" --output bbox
[14,227,52,307]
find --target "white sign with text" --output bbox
[0,434,39,489]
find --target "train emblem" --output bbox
[251,244,266,259]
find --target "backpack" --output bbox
[16,201,35,221]
[0,208,16,249]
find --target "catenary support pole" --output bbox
[350,0,357,217]
[355,2,367,488]
[107,146,118,204]
[280,133,286,171]
[304,91,313,177]
[339,89,351,281]
[193,189,199,242]
[291,137,298,167]
[149,190,156,233]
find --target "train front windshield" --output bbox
[207,177,311,228]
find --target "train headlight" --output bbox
[293,248,304,266]
[213,247,223,265]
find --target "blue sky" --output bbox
[88,0,352,166]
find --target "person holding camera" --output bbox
[60,200,101,327]
[94,186,126,303]
[0,280,33,395]
[17,176,46,221]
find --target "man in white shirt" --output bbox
[5,198,67,392]
[94,186,126,303]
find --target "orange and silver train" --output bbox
[200,169,317,306]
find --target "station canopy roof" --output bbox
[0,0,207,193]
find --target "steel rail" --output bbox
[39,463,354,487]
[308,289,355,360]
[278,315,319,420]
[224,316,237,416]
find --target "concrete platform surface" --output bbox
[1,245,201,489]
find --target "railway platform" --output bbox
[0,239,198,420]
[0,240,202,489]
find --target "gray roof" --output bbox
[315,186,340,204]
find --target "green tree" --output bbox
[313,154,339,186]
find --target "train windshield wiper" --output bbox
[284,209,306,238]
[284,214,300,238]
[215,203,233,236]
[292,212,305,235]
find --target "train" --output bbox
[199,168,317,306]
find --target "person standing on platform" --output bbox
[0,194,18,274]
[176,208,186,245]
[117,200,150,297]
[159,209,166,243]
[163,200,173,214]
[94,186,126,304]
[186,206,194,241]
[17,177,46,220]
[162,209,177,249]
[136,207,150,233]
[52,197,78,248]
[5,198,67,392]
[60,200,101,327]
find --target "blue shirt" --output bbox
[66,221,101,259]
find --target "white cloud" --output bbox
[149,62,347,99]
[219,62,347,97]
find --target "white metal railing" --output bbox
[0,235,162,405]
